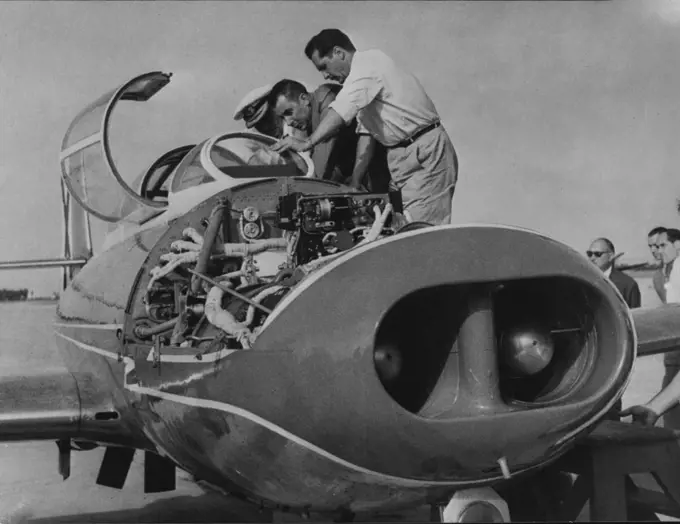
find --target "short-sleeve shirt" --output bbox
[665,261,680,304]
[329,49,441,147]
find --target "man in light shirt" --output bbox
[624,228,680,429]
[268,78,391,189]
[586,237,640,309]
[659,228,680,304]
[647,226,669,303]
[271,29,458,226]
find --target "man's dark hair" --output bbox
[666,228,680,243]
[304,29,356,59]
[648,226,667,237]
[269,79,308,106]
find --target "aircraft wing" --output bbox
[0,370,127,443]
[633,304,680,357]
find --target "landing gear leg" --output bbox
[56,439,71,480]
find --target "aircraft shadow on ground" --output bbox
[26,493,269,524]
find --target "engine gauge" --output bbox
[242,206,260,222]
[242,221,261,240]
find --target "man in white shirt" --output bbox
[622,228,680,429]
[660,229,680,304]
[271,29,458,226]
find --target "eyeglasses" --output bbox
[586,250,611,258]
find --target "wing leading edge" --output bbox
[0,371,126,443]
[633,304,680,357]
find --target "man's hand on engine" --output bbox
[619,404,661,427]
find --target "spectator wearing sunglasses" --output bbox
[586,238,641,309]
[587,237,641,422]
[648,226,669,303]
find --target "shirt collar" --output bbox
[604,266,612,278]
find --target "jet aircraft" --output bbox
[2,71,680,522]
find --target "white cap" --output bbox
[233,84,273,128]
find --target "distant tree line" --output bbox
[0,288,28,301]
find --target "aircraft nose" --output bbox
[254,225,635,482]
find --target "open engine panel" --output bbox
[128,180,407,359]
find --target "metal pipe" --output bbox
[187,268,272,315]
[134,317,178,339]
[0,258,88,270]
[191,199,227,293]
[457,290,502,413]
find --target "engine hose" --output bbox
[187,268,272,315]
[244,285,285,327]
[204,287,251,346]
[134,317,178,339]
[222,238,288,257]
[191,198,228,294]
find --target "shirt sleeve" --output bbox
[310,86,340,179]
[667,270,680,304]
[329,66,383,124]
[355,117,370,135]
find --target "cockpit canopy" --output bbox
[60,71,313,224]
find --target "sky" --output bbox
[1,0,680,295]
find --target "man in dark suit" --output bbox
[268,79,390,189]
[587,237,641,308]
[587,237,641,424]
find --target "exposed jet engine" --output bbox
[112,176,634,513]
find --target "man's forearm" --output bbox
[648,370,680,415]
[351,135,376,188]
[307,109,345,149]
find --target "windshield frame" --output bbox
[199,131,314,181]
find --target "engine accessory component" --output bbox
[276,191,401,235]
[222,238,288,257]
[244,285,285,327]
[242,221,261,240]
[242,206,260,222]
[134,318,178,339]
[204,286,253,348]
[500,324,555,376]
[276,188,398,265]
[191,198,228,293]
[373,343,403,382]
[187,268,272,315]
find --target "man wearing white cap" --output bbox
[234,84,305,140]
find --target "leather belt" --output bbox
[387,121,441,149]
